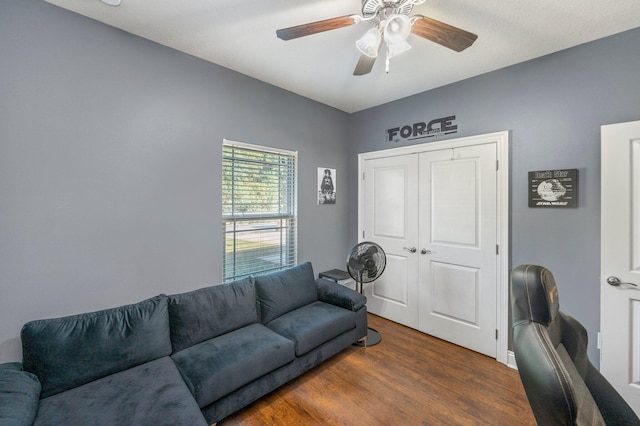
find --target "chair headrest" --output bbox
[511,264,559,326]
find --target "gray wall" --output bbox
[0,0,351,362]
[348,27,640,364]
[2,0,639,367]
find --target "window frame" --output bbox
[222,139,298,282]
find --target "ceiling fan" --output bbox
[276,0,477,76]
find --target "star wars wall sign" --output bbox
[528,169,578,208]
[386,115,458,143]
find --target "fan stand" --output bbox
[354,272,382,347]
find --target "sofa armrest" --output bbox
[0,363,41,426]
[316,278,366,312]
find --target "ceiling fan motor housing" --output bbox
[362,0,415,27]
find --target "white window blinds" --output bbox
[222,141,297,282]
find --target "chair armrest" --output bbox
[316,278,366,312]
[0,362,41,426]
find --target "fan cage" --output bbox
[346,242,387,288]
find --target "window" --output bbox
[222,140,297,282]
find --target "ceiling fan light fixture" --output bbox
[387,39,412,58]
[100,0,121,5]
[356,28,382,58]
[383,14,411,44]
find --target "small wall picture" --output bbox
[528,169,578,207]
[318,167,336,205]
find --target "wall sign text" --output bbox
[386,115,458,143]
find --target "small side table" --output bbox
[318,269,355,291]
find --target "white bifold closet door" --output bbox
[362,142,498,357]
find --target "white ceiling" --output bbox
[44,0,640,113]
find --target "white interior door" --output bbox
[418,144,498,357]
[362,154,420,328]
[601,119,640,416]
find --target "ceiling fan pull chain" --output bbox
[385,47,390,73]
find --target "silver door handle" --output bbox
[606,276,638,287]
[403,246,417,253]
[421,249,431,255]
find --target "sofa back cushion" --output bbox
[21,295,172,399]
[255,262,318,324]
[168,277,258,352]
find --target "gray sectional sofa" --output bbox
[0,262,367,425]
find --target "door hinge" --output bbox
[362,230,365,238]
[496,160,499,171]
[495,329,499,340]
[362,172,365,180]
[496,244,499,255]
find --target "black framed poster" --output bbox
[317,167,336,205]
[528,169,578,208]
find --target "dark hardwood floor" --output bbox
[219,314,536,425]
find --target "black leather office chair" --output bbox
[510,264,640,425]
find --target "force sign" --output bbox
[386,115,458,143]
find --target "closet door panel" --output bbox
[372,167,407,238]
[372,253,408,304]
[431,262,479,325]
[418,144,497,358]
[362,154,419,328]
[431,159,478,247]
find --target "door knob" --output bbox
[403,246,417,253]
[421,249,431,255]
[606,276,638,287]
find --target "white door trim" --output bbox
[357,131,510,365]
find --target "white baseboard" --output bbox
[507,350,517,370]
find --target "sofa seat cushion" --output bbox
[21,295,172,398]
[33,356,207,426]
[0,363,41,426]
[168,277,257,352]
[266,301,356,356]
[171,323,295,408]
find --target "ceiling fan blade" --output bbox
[411,16,477,52]
[353,54,377,76]
[277,15,358,41]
